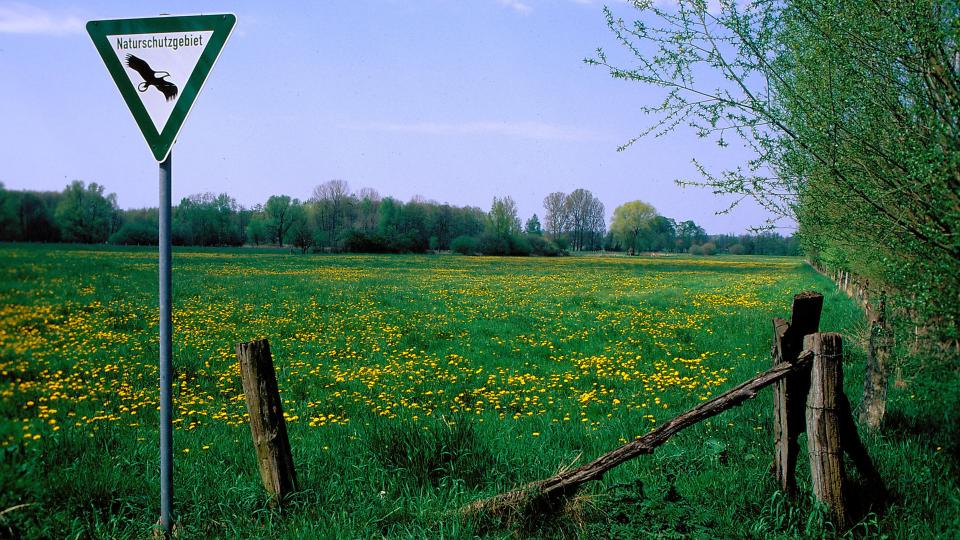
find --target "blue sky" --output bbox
[0,1,778,234]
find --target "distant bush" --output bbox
[528,234,563,256]
[450,235,478,255]
[700,241,717,255]
[690,242,717,256]
[109,220,158,245]
[728,243,746,255]
[478,233,510,255]
[341,230,392,253]
[508,234,531,256]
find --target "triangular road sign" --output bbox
[87,14,236,161]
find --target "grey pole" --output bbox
[159,152,173,536]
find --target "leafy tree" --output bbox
[0,186,61,242]
[285,199,315,253]
[0,183,17,239]
[245,206,269,246]
[55,181,118,243]
[264,195,293,246]
[610,200,657,254]
[525,214,543,236]
[488,196,521,237]
[591,0,960,423]
[172,193,244,246]
[675,220,707,253]
[110,208,158,245]
[450,235,478,255]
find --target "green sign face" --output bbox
[87,14,236,161]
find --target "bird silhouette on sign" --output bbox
[124,54,178,102]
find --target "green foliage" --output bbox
[487,196,522,238]
[688,242,716,256]
[264,194,293,246]
[450,235,478,255]
[527,234,563,256]
[172,193,243,246]
[590,0,960,342]
[109,209,158,245]
[285,199,314,254]
[477,232,511,255]
[244,214,269,246]
[611,200,657,254]
[525,213,542,236]
[54,181,118,243]
[0,186,60,242]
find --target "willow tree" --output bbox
[611,200,657,254]
[589,0,959,428]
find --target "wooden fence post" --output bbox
[236,339,298,507]
[804,333,850,527]
[772,291,823,496]
[859,293,891,430]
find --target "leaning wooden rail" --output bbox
[462,350,814,518]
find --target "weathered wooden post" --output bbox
[236,339,298,507]
[772,291,823,496]
[859,293,891,430]
[804,332,850,527]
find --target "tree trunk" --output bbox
[859,293,891,430]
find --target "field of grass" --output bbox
[0,244,956,538]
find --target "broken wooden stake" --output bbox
[236,338,298,507]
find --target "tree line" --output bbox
[0,180,798,256]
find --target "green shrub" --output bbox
[108,221,158,245]
[478,233,510,255]
[527,234,562,256]
[508,234,531,256]
[451,235,478,255]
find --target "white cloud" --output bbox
[346,120,607,142]
[497,0,533,15]
[0,2,84,35]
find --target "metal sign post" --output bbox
[158,153,173,533]
[87,14,235,537]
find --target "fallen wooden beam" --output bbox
[462,350,814,518]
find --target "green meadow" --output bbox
[0,244,955,538]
